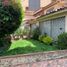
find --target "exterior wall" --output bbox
[22,0,56,11]
[39,21,45,35]
[0,50,67,67]
[34,1,60,18]
[39,21,51,36]
[43,21,51,36]
[65,15,67,32]
[22,0,53,11]
[31,23,39,32]
[33,9,44,17]
[61,0,67,7]
[44,1,65,14]
[40,0,52,7]
[31,24,37,31]
[22,0,29,11]
[39,17,65,39]
[34,0,67,17]
[51,17,65,40]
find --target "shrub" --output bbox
[0,36,11,51]
[42,35,53,45]
[39,34,53,45]
[0,0,23,38]
[39,35,44,41]
[13,25,30,39]
[57,33,67,49]
[0,0,23,47]
[22,28,30,36]
[13,28,23,36]
[32,27,40,40]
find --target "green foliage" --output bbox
[0,38,5,47]
[39,35,53,45]
[0,36,11,51]
[14,28,23,35]
[42,36,53,45]
[14,27,30,36]
[39,35,44,41]
[32,27,40,40]
[0,39,58,56]
[0,0,23,48]
[57,33,67,49]
[0,0,23,38]
[22,28,30,35]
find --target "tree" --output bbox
[0,0,23,37]
[0,0,23,47]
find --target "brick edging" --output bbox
[0,50,67,63]
[0,50,67,67]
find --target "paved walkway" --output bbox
[14,58,67,67]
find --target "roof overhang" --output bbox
[37,9,67,22]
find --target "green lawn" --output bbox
[0,39,58,56]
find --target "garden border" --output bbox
[0,50,67,67]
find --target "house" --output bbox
[4,0,67,40]
[22,0,55,22]
[22,0,54,11]
[22,0,56,33]
[29,0,67,40]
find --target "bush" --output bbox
[22,28,30,36]
[42,36,53,45]
[0,0,23,47]
[57,33,67,49]
[32,27,40,40]
[0,36,11,51]
[0,0,23,38]
[13,28,23,36]
[13,25,30,39]
[39,35,44,41]
[39,34,53,45]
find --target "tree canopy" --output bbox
[0,0,24,38]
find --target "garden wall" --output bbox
[0,50,67,67]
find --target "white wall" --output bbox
[65,15,67,32]
[39,22,45,35]
[31,23,39,32]
[51,17,65,40]
[39,17,65,40]
[39,21,51,36]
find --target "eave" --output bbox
[37,8,67,22]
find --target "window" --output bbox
[29,0,40,11]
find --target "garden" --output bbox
[0,0,67,56]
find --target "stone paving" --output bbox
[13,58,67,67]
[0,50,67,67]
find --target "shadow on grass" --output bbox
[0,39,58,56]
[0,35,12,53]
[0,47,44,56]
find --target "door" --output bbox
[51,17,65,40]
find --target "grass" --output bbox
[0,39,58,56]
